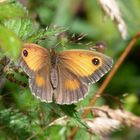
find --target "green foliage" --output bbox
[0,0,27,20]
[0,0,27,60]
[59,104,89,129]
[0,25,22,60]
[0,108,30,139]
[3,19,39,41]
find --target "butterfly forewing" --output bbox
[19,43,49,76]
[59,50,113,85]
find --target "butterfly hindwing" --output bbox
[29,66,53,103]
[54,64,88,104]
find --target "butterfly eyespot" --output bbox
[23,50,28,57]
[92,58,100,65]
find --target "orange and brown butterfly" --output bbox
[19,43,113,104]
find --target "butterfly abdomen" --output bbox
[50,68,58,89]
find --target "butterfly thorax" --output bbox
[50,48,58,66]
[50,48,58,89]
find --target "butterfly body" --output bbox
[49,49,59,89]
[19,43,113,104]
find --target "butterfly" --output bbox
[19,43,113,104]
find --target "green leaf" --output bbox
[0,25,22,60]
[2,19,39,41]
[26,26,68,49]
[0,0,27,20]
[14,89,40,110]
[59,104,89,129]
[2,19,67,43]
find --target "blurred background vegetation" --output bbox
[0,0,140,139]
